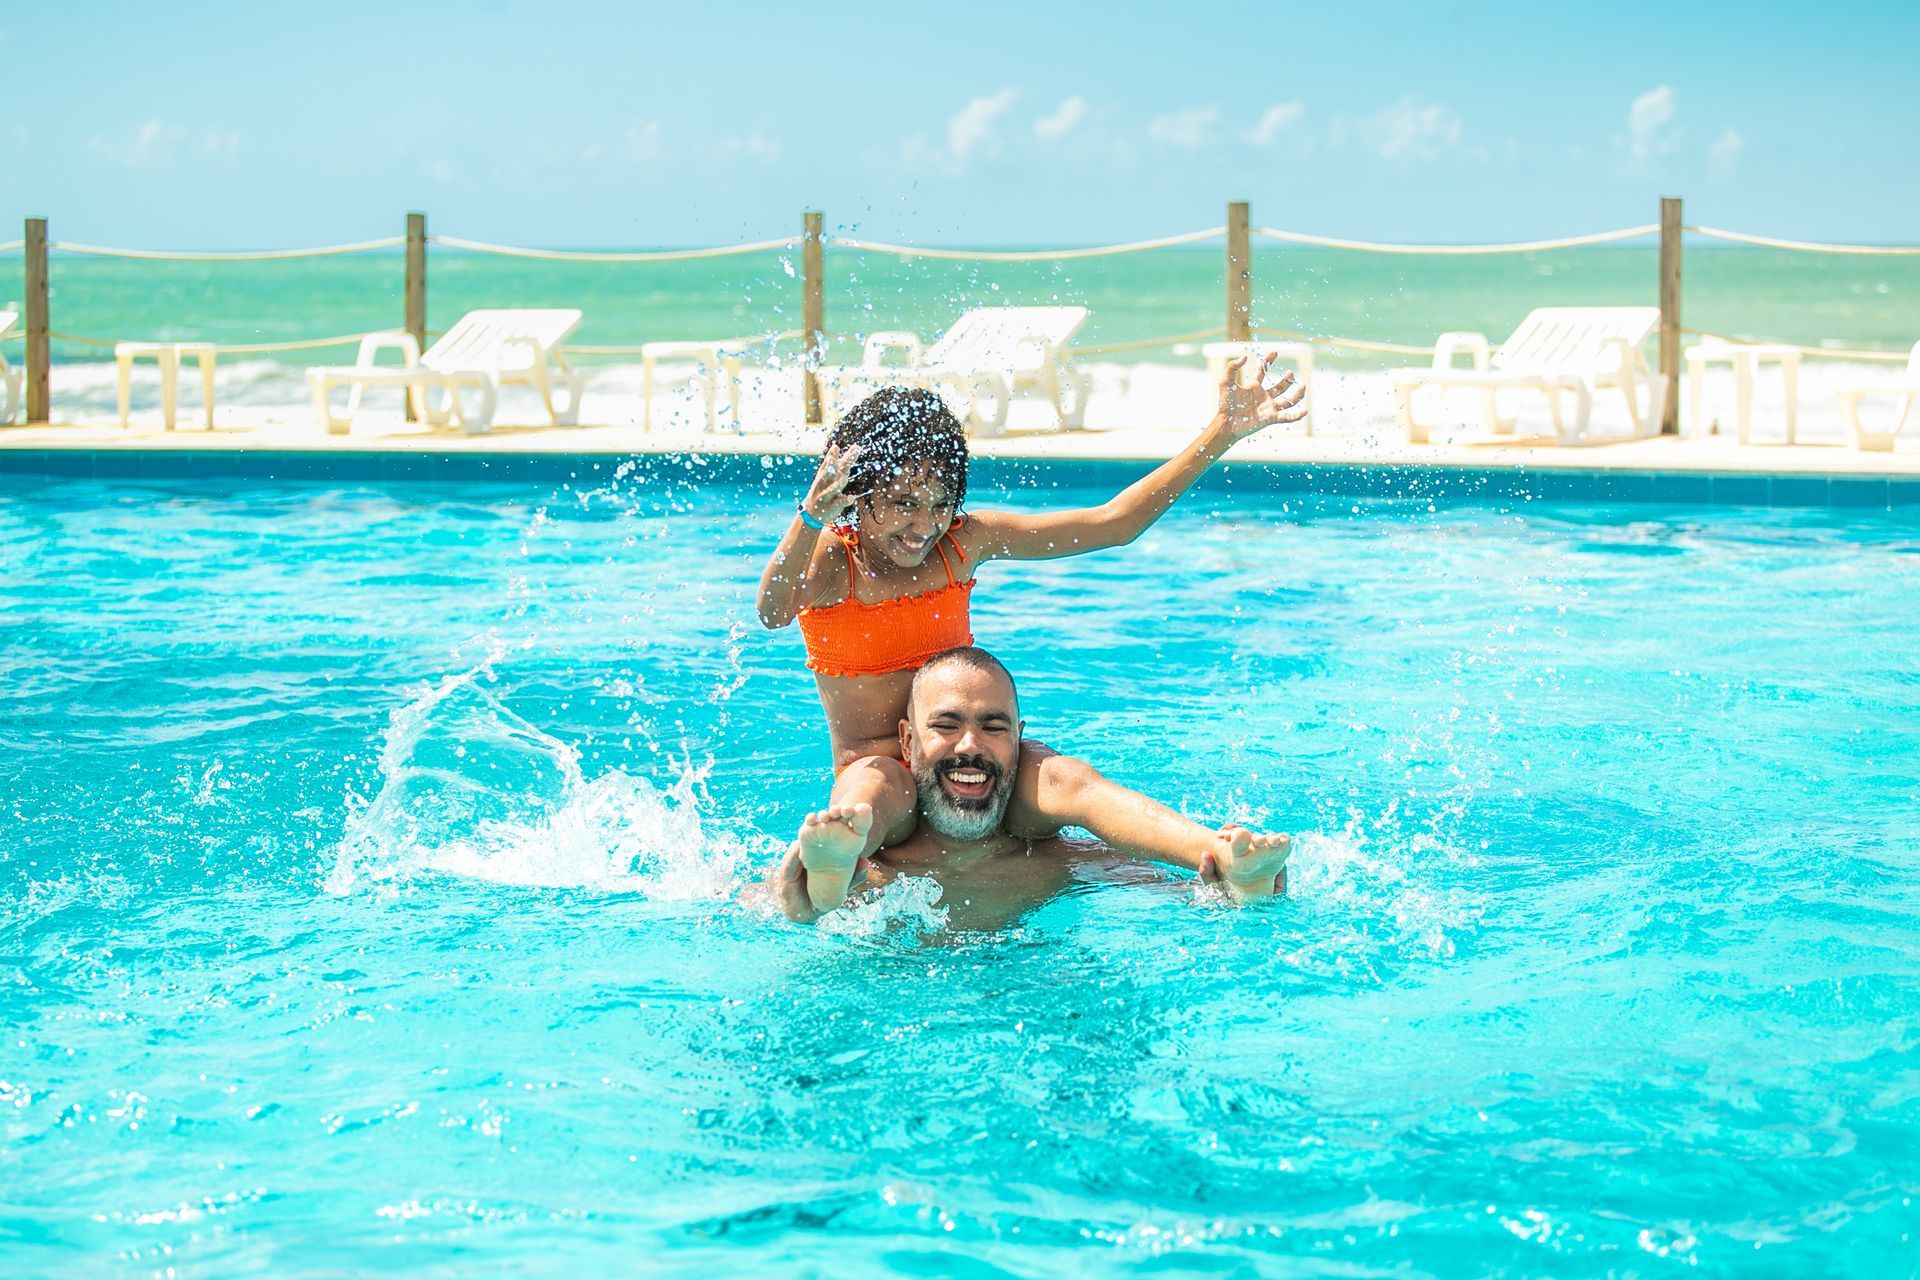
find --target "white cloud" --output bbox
[1627,85,1677,164]
[947,88,1020,161]
[625,119,667,162]
[425,158,457,183]
[1246,101,1305,146]
[1034,95,1087,142]
[1148,105,1220,150]
[1708,127,1743,181]
[1338,98,1461,161]
[88,117,188,169]
[720,129,781,162]
[903,89,1023,173]
[198,131,240,158]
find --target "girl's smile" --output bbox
[858,465,956,568]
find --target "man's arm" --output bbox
[1023,752,1289,900]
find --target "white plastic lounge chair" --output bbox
[1834,341,1920,451]
[0,309,20,425]
[818,306,1092,435]
[1390,306,1668,444]
[307,309,589,435]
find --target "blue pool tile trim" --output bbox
[1707,473,1770,507]
[1829,476,1893,508]
[1767,474,1831,508]
[0,448,1916,511]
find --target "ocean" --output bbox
[17,243,1918,371]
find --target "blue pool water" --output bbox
[3,471,1918,1276]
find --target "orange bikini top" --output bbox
[798,519,974,678]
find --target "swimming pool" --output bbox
[4,470,1917,1275]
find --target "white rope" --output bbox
[0,240,22,254]
[568,330,810,355]
[1685,225,1920,256]
[1682,327,1914,363]
[832,227,1225,262]
[1254,329,1435,356]
[1077,326,1435,357]
[47,330,382,353]
[1253,225,1659,255]
[48,237,404,261]
[209,332,382,354]
[430,235,794,262]
[1072,325,1228,356]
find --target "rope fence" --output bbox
[429,234,795,262]
[47,237,404,261]
[1256,329,1436,357]
[1681,326,1915,363]
[17,223,1919,266]
[1685,227,1920,256]
[1072,325,1228,357]
[561,329,809,356]
[1253,225,1659,255]
[833,228,1223,262]
[47,330,382,354]
[8,204,1917,429]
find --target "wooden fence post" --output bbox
[1226,200,1251,343]
[803,209,824,425]
[404,212,426,421]
[24,217,49,424]
[1658,196,1682,435]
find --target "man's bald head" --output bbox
[908,646,1019,721]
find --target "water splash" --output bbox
[324,665,772,898]
[1286,818,1485,965]
[815,875,951,942]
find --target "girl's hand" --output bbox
[802,442,862,525]
[1217,352,1308,444]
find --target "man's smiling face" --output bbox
[900,658,1022,842]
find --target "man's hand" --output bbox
[773,843,818,921]
[1198,824,1291,902]
[802,442,863,526]
[771,842,873,923]
[1216,352,1308,445]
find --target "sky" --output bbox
[3,0,1917,250]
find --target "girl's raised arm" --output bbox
[756,443,861,628]
[966,355,1305,562]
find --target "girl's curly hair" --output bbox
[825,387,970,515]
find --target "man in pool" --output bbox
[769,645,1290,929]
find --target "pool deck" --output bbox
[4,414,1917,478]
[8,353,1919,508]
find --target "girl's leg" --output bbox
[794,756,919,913]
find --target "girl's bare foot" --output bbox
[1199,824,1290,901]
[795,804,875,912]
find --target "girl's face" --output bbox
[858,465,957,568]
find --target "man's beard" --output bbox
[913,752,1015,842]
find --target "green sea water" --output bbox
[8,244,1917,372]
